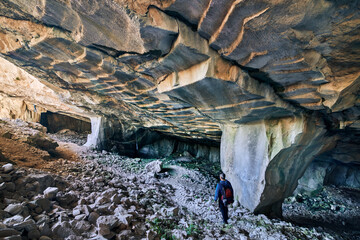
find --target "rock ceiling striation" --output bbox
[1,0,358,142]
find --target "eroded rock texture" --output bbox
[0,0,359,216]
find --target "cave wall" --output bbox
[84,116,220,161]
[295,128,360,194]
[40,111,91,133]
[295,160,360,196]
[139,137,220,162]
[0,95,45,122]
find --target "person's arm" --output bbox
[214,183,220,201]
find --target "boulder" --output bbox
[0,228,21,238]
[88,212,100,225]
[2,163,14,173]
[96,215,119,230]
[0,150,9,163]
[146,229,158,240]
[51,221,75,239]
[43,187,59,200]
[25,174,55,193]
[172,229,187,239]
[56,191,79,208]
[144,161,163,174]
[38,222,52,237]
[98,224,115,239]
[39,236,52,240]
[0,210,10,220]
[35,198,51,212]
[27,229,41,239]
[4,204,23,216]
[73,220,91,234]
[3,235,22,240]
[12,219,37,232]
[25,133,59,154]
[116,230,132,240]
[166,207,179,217]
[3,215,24,226]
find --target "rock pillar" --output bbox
[84,117,105,149]
[220,115,335,217]
[221,122,270,212]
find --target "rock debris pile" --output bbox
[1,155,341,240]
[0,118,354,240]
[283,187,360,234]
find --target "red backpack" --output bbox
[221,185,234,206]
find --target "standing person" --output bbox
[214,172,234,224]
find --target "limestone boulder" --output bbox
[2,163,14,173]
[43,187,59,200]
[145,160,163,174]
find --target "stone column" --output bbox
[220,115,336,217]
[84,116,105,149]
[221,122,270,212]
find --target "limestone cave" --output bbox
[0,0,359,239]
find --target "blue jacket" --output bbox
[214,180,233,201]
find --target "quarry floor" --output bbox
[0,118,359,240]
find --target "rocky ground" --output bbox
[0,118,359,240]
[283,187,360,239]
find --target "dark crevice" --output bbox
[234,63,285,93]
[147,5,198,32]
[89,43,166,66]
[163,9,198,32]
[89,44,140,58]
[41,23,72,34]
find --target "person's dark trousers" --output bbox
[219,200,229,224]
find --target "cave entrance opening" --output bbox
[40,111,91,134]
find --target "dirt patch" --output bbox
[0,135,84,173]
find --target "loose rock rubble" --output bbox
[0,118,358,240]
[283,187,360,237]
[1,153,343,240]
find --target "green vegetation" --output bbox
[147,217,179,240]
[185,223,199,236]
[146,217,202,239]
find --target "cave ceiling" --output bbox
[0,0,359,143]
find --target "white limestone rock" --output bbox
[2,163,14,173]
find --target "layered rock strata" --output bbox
[0,0,359,216]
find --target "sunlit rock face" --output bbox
[220,115,337,216]
[0,0,359,216]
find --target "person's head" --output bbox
[219,172,225,181]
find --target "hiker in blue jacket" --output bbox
[214,172,233,224]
